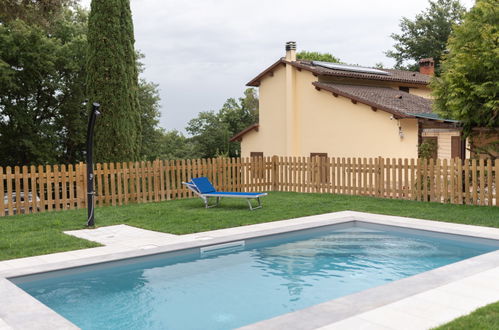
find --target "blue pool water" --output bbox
[14,222,499,330]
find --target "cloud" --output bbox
[80,0,475,133]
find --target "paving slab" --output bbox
[64,224,178,248]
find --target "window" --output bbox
[399,86,410,93]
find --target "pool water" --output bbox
[15,223,499,330]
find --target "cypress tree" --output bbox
[86,0,141,162]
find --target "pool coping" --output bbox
[1,211,499,329]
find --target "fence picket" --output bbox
[471,159,478,204]
[429,159,435,202]
[487,160,493,206]
[457,159,463,205]
[22,166,30,214]
[45,165,54,211]
[464,160,470,205]
[0,167,4,217]
[116,163,123,206]
[14,166,22,213]
[6,167,14,215]
[68,165,75,210]
[38,165,46,212]
[0,156,496,218]
[479,159,485,206]
[495,160,499,207]
[435,159,441,203]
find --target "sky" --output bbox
[80,0,474,134]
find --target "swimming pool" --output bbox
[11,221,499,330]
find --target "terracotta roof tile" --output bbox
[295,61,430,85]
[313,82,437,119]
[247,59,431,87]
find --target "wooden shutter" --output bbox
[250,152,264,179]
[310,153,329,183]
[250,152,263,158]
[451,136,463,159]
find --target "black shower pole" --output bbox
[86,103,100,227]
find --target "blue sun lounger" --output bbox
[182,177,268,210]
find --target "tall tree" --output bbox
[386,0,466,73]
[296,51,341,63]
[432,0,498,152]
[86,0,141,162]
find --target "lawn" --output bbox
[1,191,498,261]
[435,301,499,330]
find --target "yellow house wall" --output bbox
[240,65,287,157]
[296,70,419,158]
[241,66,421,158]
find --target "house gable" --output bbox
[237,42,460,159]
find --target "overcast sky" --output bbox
[81,0,474,134]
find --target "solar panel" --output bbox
[312,61,391,76]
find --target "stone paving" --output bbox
[1,212,499,329]
[64,224,178,249]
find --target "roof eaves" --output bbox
[246,59,286,87]
[409,113,461,123]
[312,82,411,119]
[229,123,259,142]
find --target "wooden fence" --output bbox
[0,157,497,216]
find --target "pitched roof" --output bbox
[313,82,455,122]
[247,59,431,87]
[296,61,430,85]
[229,123,259,142]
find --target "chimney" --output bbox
[285,41,296,61]
[419,58,435,75]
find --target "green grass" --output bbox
[1,192,498,261]
[434,301,499,329]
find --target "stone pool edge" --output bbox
[0,211,498,329]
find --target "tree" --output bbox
[432,0,499,156]
[0,2,162,166]
[156,130,200,160]
[296,51,341,63]
[137,79,164,160]
[53,7,89,164]
[86,0,141,163]
[0,0,74,27]
[186,88,259,158]
[386,0,466,73]
[0,6,88,166]
[187,110,230,158]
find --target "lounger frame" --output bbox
[182,181,267,210]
